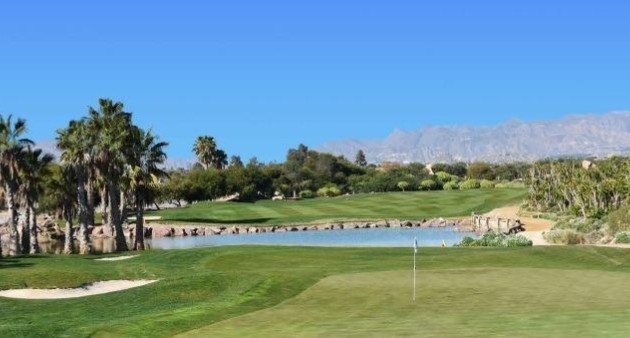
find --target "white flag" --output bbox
[414,237,418,254]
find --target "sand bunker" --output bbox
[0,280,157,299]
[95,255,138,261]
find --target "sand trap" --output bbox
[95,255,138,261]
[0,280,157,299]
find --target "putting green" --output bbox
[185,268,630,337]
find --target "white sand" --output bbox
[95,255,138,261]
[0,280,157,299]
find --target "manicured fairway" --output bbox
[1,245,630,337]
[151,189,526,225]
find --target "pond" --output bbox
[3,226,476,254]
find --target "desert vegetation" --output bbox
[526,157,630,244]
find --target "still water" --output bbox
[7,227,475,254]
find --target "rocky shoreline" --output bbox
[122,217,470,239]
[1,217,471,244]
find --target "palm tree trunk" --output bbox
[63,206,74,255]
[28,204,39,254]
[108,181,128,251]
[5,182,21,256]
[101,186,112,236]
[134,190,145,251]
[77,170,91,255]
[86,178,95,227]
[22,205,30,254]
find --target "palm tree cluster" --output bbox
[0,115,53,256]
[526,157,630,218]
[193,136,227,169]
[0,98,168,257]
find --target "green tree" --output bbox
[397,181,409,192]
[19,148,53,254]
[0,115,33,256]
[355,150,367,167]
[89,98,134,251]
[128,128,168,251]
[57,119,93,254]
[193,136,227,169]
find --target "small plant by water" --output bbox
[455,232,532,247]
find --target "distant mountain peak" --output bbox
[317,111,630,163]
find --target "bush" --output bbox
[607,204,630,235]
[443,181,459,190]
[615,232,630,244]
[543,229,585,245]
[455,232,532,247]
[299,190,314,199]
[316,185,341,197]
[435,171,451,182]
[480,179,495,189]
[420,179,439,190]
[459,179,480,190]
[553,217,603,233]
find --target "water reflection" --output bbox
[2,227,475,254]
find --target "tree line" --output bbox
[0,99,167,257]
[155,144,531,205]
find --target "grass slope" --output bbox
[151,189,526,225]
[1,245,630,337]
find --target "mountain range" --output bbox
[317,111,630,164]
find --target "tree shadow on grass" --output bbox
[0,259,34,269]
[163,217,276,225]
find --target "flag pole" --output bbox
[413,236,417,302]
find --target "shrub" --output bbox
[480,179,495,189]
[316,184,341,197]
[397,181,410,192]
[607,204,630,235]
[455,232,532,247]
[543,229,585,245]
[615,232,630,244]
[443,181,459,190]
[420,179,439,190]
[299,190,314,199]
[553,217,603,233]
[435,171,451,182]
[459,179,480,190]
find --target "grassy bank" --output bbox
[1,245,630,337]
[150,189,526,225]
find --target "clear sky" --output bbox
[1,1,630,162]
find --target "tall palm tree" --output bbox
[57,119,92,254]
[0,115,33,256]
[44,164,77,254]
[128,127,168,250]
[88,99,133,251]
[193,136,217,169]
[19,148,53,254]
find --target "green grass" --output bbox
[150,189,526,225]
[2,245,630,337]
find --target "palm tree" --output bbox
[88,99,134,251]
[128,127,168,250]
[19,148,53,254]
[193,136,226,169]
[57,119,92,254]
[44,164,77,254]
[0,115,33,256]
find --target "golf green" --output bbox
[1,245,630,337]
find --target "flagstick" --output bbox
[413,237,416,302]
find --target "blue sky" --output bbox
[1,1,630,162]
